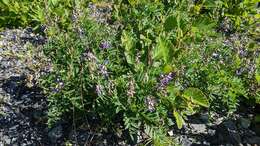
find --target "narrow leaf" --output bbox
[173,110,184,129]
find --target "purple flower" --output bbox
[158,72,175,89]
[98,64,108,77]
[52,88,60,93]
[99,41,111,49]
[145,96,157,112]
[127,79,135,97]
[81,51,98,62]
[236,68,244,76]
[51,80,64,93]
[239,49,247,57]
[96,84,103,96]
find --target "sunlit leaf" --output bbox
[183,88,209,107]
[153,36,170,63]
[51,0,59,6]
[173,110,184,129]
[2,0,9,5]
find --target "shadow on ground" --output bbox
[0,76,125,146]
[0,76,49,146]
[1,76,260,146]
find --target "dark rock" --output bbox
[253,123,260,136]
[177,135,193,146]
[239,118,251,129]
[199,112,209,123]
[48,125,63,143]
[244,136,260,145]
[213,120,242,145]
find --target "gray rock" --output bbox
[214,120,242,145]
[177,135,193,146]
[189,123,207,134]
[207,129,216,136]
[3,135,11,144]
[48,125,63,143]
[244,136,260,145]
[239,118,251,129]
[199,112,209,123]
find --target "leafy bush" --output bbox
[0,0,84,33]
[1,0,259,145]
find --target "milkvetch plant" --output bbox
[19,0,259,145]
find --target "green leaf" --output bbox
[164,15,177,31]
[51,0,59,6]
[121,30,135,65]
[183,87,209,107]
[2,0,9,5]
[256,73,260,84]
[173,110,184,129]
[255,114,260,123]
[153,36,170,63]
[167,85,181,97]
[163,64,174,73]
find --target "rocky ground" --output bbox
[0,29,49,145]
[171,111,260,146]
[0,28,124,146]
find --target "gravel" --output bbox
[0,28,49,146]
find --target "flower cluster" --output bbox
[81,50,97,62]
[145,96,157,112]
[95,84,103,96]
[99,41,111,50]
[98,64,108,78]
[127,79,135,98]
[158,72,175,90]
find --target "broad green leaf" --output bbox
[167,85,181,97]
[2,0,9,5]
[173,110,184,129]
[183,87,209,107]
[164,15,177,31]
[163,64,174,73]
[153,36,170,63]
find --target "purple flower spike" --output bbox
[158,72,175,90]
[99,41,111,49]
[96,84,103,96]
[145,96,157,112]
[99,64,108,77]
